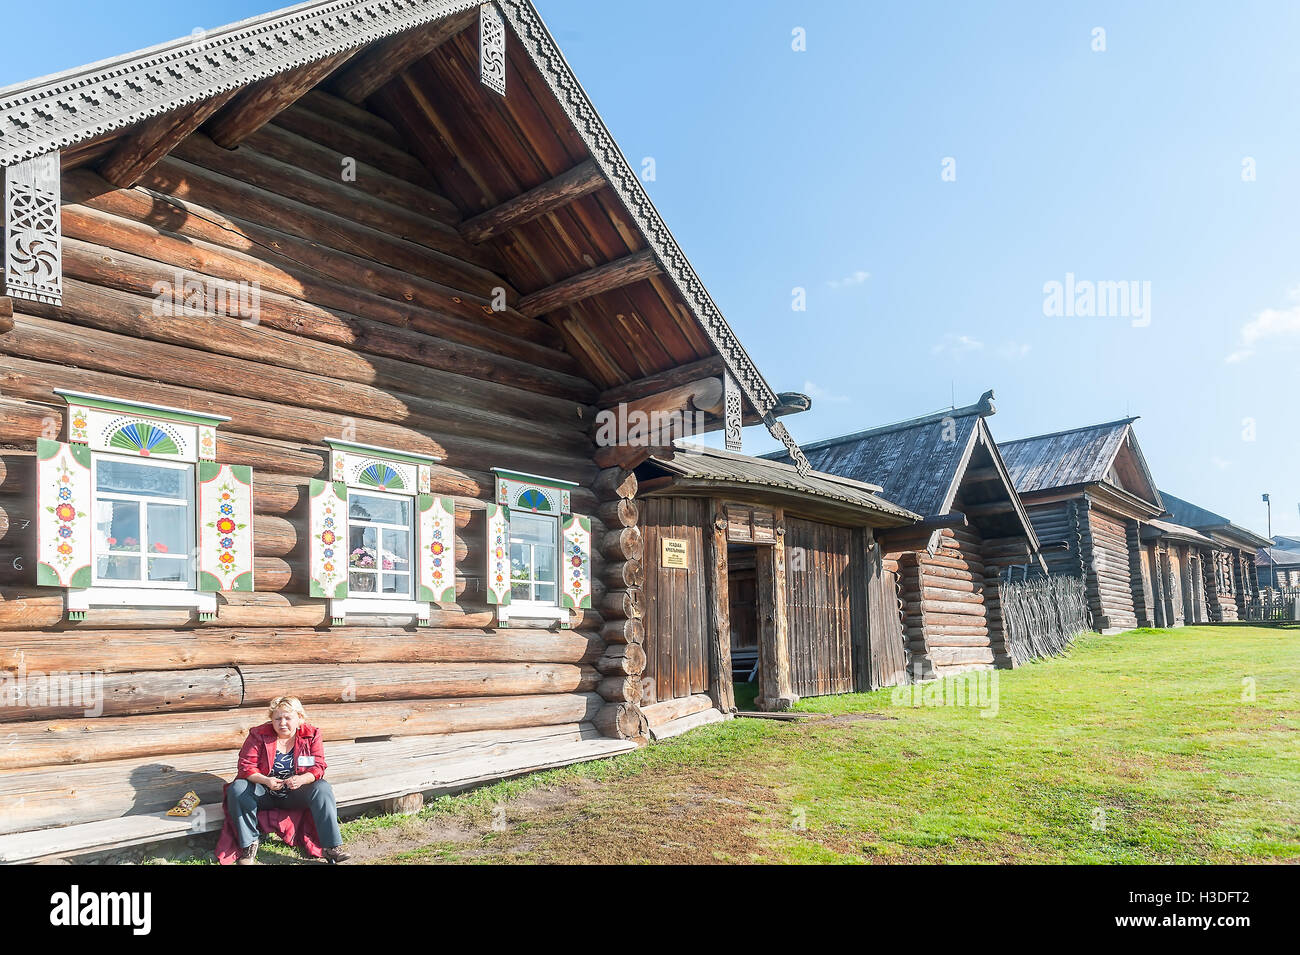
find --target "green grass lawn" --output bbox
[172,625,1299,864]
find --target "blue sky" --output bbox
[5,0,1296,536]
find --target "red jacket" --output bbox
[236,721,328,783]
[214,721,329,865]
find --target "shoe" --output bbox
[323,845,351,864]
[236,840,259,865]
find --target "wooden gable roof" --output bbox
[760,391,1041,548]
[1000,417,1162,511]
[0,0,810,467]
[1160,491,1272,549]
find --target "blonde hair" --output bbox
[267,695,308,722]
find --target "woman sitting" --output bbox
[221,696,350,865]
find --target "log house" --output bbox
[771,391,1046,680]
[1000,418,1164,632]
[0,0,814,861]
[1156,492,1271,622]
[634,445,919,718]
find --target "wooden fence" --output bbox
[1243,588,1300,621]
[1000,574,1092,666]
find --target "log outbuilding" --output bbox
[0,0,813,861]
[772,392,1045,679]
[1155,492,1271,622]
[1000,418,1164,632]
[634,445,919,721]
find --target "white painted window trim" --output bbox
[66,587,216,614]
[331,597,430,621]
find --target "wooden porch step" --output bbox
[0,725,634,864]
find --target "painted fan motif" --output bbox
[517,487,551,511]
[358,462,405,490]
[108,422,180,457]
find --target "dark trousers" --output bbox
[226,777,343,849]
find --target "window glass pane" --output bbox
[96,500,140,553]
[535,582,556,603]
[510,582,531,601]
[534,547,557,582]
[349,493,409,526]
[510,543,529,581]
[511,513,554,546]
[349,525,378,569]
[349,570,377,593]
[147,502,189,557]
[381,573,410,595]
[97,554,139,581]
[382,528,410,571]
[148,556,189,583]
[97,459,189,499]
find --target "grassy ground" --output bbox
[160,625,1298,864]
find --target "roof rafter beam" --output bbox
[460,159,605,244]
[98,90,240,188]
[206,48,359,148]
[332,9,478,104]
[516,249,660,319]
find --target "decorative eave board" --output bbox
[326,437,441,493]
[492,466,576,515]
[56,389,230,463]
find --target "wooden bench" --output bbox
[0,723,634,864]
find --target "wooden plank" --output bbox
[649,708,727,741]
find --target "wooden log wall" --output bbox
[884,525,993,679]
[1082,502,1139,631]
[0,94,652,834]
[1126,520,1155,628]
[1022,500,1086,580]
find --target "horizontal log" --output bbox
[598,589,643,621]
[596,674,641,704]
[0,628,600,673]
[238,662,599,705]
[926,646,995,666]
[601,527,644,562]
[597,498,638,528]
[0,667,241,723]
[600,618,644,646]
[206,49,358,148]
[0,692,602,770]
[593,702,646,740]
[596,644,647,677]
[593,467,637,501]
[601,560,644,590]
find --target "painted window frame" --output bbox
[508,508,561,613]
[89,451,196,590]
[345,486,416,601]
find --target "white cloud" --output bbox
[1225,294,1300,363]
[801,380,850,404]
[1211,456,1230,471]
[932,334,984,358]
[996,341,1032,360]
[827,269,871,289]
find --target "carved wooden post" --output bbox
[705,499,734,713]
[755,508,795,711]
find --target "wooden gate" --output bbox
[784,517,856,697]
[641,497,710,703]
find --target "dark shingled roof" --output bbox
[1258,546,1300,568]
[1141,518,1217,547]
[759,398,988,518]
[650,444,919,523]
[1160,491,1272,547]
[999,418,1136,494]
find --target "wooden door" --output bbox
[784,517,857,697]
[641,497,710,703]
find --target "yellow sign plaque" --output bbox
[661,537,689,569]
